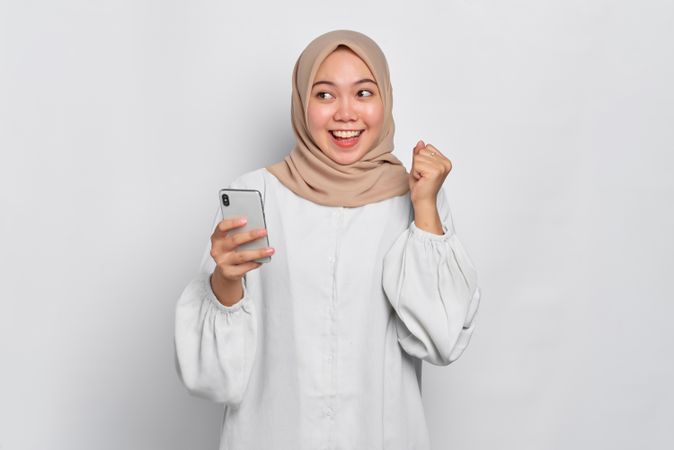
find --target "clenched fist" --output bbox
[409,139,452,206]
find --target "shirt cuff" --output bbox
[409,220,453,242]
[203,273,252,314]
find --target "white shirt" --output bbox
[174,167,481,450]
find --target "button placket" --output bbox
[323,207,342,444]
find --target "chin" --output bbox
[324,150,365,166]
[321,142,372,165]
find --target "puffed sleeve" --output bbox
[173,179,258,405]
[382,187,481,366]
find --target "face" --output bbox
[307,47,385,165]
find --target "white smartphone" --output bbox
[218,188,271,263]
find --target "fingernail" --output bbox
[239,217,247,224]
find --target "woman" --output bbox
[174,29,481,450]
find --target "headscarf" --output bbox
[265,29,410,208]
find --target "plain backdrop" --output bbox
[1,0,673,449]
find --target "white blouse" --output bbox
[174,167,481,450]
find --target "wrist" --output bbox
[210,272,243,307]
[412,198,437,212]
[412,199,443,235]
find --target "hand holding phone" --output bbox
[218,188,271,263]
[208,188,273,307]
[209,216,273,306]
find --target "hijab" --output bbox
[265,29,410,208]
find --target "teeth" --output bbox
[331,130,362,138]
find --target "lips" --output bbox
[329,130,363,148]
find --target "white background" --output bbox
[1,1,673,449]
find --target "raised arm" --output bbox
[382,187,481,365]
[383,141,481,365]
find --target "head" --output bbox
[307,45,385,165]
[290,30,395,168]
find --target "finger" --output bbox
[212,227,267,257]
[416,148,435,160]
[416,150,452,172]
[229,261,263,278]
[415,152,446,167]
[226,227,268,250]
[410,162,422,180]
[429,146,452,171]
[214,216,248,236]
[214,260,262,280]
[412,159,447,179]
[228,247,275,265]
[413,140,425,155]
[418,146,448,161]
[424,144,447,158]
[412,161,435,180]
[212,244,271,268]
[411,151,436,179]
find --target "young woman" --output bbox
[174,29,481,450]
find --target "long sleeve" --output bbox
[382,187,481,366]
[173,186,258,405]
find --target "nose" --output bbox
[333,98,358,122]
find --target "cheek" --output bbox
[307,102,333,134]
[362,103,384,131]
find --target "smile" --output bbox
[330,129,364,139]
[328,129,364,149]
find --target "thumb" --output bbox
[413,140,425,155]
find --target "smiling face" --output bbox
[307,47,385,165]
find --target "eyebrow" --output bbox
[311,78,377,88]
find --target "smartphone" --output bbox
[218,188,271,263]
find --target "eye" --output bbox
[316,92,334,100]
[358,89,374,98]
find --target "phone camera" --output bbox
[222,194,230,207]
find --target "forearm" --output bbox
[412,199,444,235]
[210,272,244,307]
[382,210,479,366]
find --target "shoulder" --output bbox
[228,167,270,191]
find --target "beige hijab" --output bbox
[265,29,410,208]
